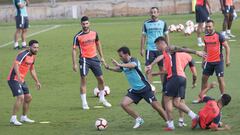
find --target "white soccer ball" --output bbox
[95,118,108,131]
[93,86,110,97]
[185,20,194,27]
[184,26,192,36]
[168,24,176,32]
[176,24,184,32]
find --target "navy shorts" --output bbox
[145,50,163,67]
[195,5,209,23]
[126,84,157,104]
[79,56,103,77]
[223,6,234,14]
[203,61,224,77]
[15,16,29,29]
[162,74,168,92]
[8,80,29,97]
[164,76,186,98]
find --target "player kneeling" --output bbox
[192,83,231,131]
[104,46,167,129]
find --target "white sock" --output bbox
[136,117,142,121]
[80,93,87,105]
[197,37,202,43]
[11,115,17,120]
[227,29,231,34]
[188,110,197,119]
[179,117,184,122]
[99,90,106,101]
[167,120,175,129]
[14,42,19,47]
[21,115,27,118]
[22,42,27,47]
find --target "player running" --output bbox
[140,7,169,85]
[72,16,111,110]
[192,83,232,131]
[13,0,30,49]
[220,0,236,39]
[8,40,41,126]
[195,0,211,47]
[146,37,205,131]
[192,19,230,104]
[105,46,167,129]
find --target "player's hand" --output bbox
[224,124,231,130]
[226,60,230,67]
[140,49,144,57]
[145,65,152,73]
[192,83,197,89]
[196,51,206,58]
[104,63,110,70]
[36,82,41,90]
[72,64,78,72]
[111,58,120,67]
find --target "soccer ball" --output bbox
[93,86,111,97]
[95,118,108,130]
[176,24,184,32]
[184,26,192,36]
[185,20,194,27]
[168,24,176,32]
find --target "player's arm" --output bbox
[145,55,164,73]
[189,60,197,88]
[206,0,212,14]
[13,62,22,83]
[163,22,170,44]
[95,33,106,66]
[140,24,147,57]
[211,124,231,131]
[210,114,231,131]
[72,35,79,72]
[219,0,225,13]
[30,64,41,90]
[111,58,137,69]
[105,64,122,72]
[222,41,230,67]
[168,45,206,57]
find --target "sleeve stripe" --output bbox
[19,52,29,64]
[73,32,83,46]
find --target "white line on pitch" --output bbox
[195,61,202,64]
[0,25,61,48]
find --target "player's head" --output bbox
[117,46,131,62]
[81,16,90,32]
[150,7,159,20]
[154,36,168,51]
[29,40,39,55]
[219,94,231,107]
[205,19,215,34]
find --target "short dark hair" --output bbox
[221,94,231,106]
[81,16,89,22]
[151,7,159,11]
[154,36,167,44]
[29,40,39,47]
[206,19,214,24]
[117,46,131,55]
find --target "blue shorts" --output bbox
[15,16,29,29]
[203,61,224,77]
[195,5,209,23]
[164,76,186,98]
[223,6,234,14]
[79,56,103,77]
[126,84,157,104]
[145,50,163,67]
[8,80,29,97]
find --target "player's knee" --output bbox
[24,95,32,103]
[173,100,180,108]
[120,101,127,108]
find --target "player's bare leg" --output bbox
[120,96,143,128]
[10,95,24,126]
[217,77,225,95]
[96,76,111,107]
[21,29,27,48]
[80,76,89,109]
[222,14,231,39]
[145,67,153,83]
[178,99,187,127]
[14,29,21,49]
[151,101,167,121]
[227,13,235,37]
[164,96,175,130]
[197,23,204,47]
[21,94,35,123]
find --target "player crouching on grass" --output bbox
[146,37,205,131]
[104,46,167,129]
[192,82,232,131]
[7,40,41,126]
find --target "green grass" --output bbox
[0,13,240,135]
